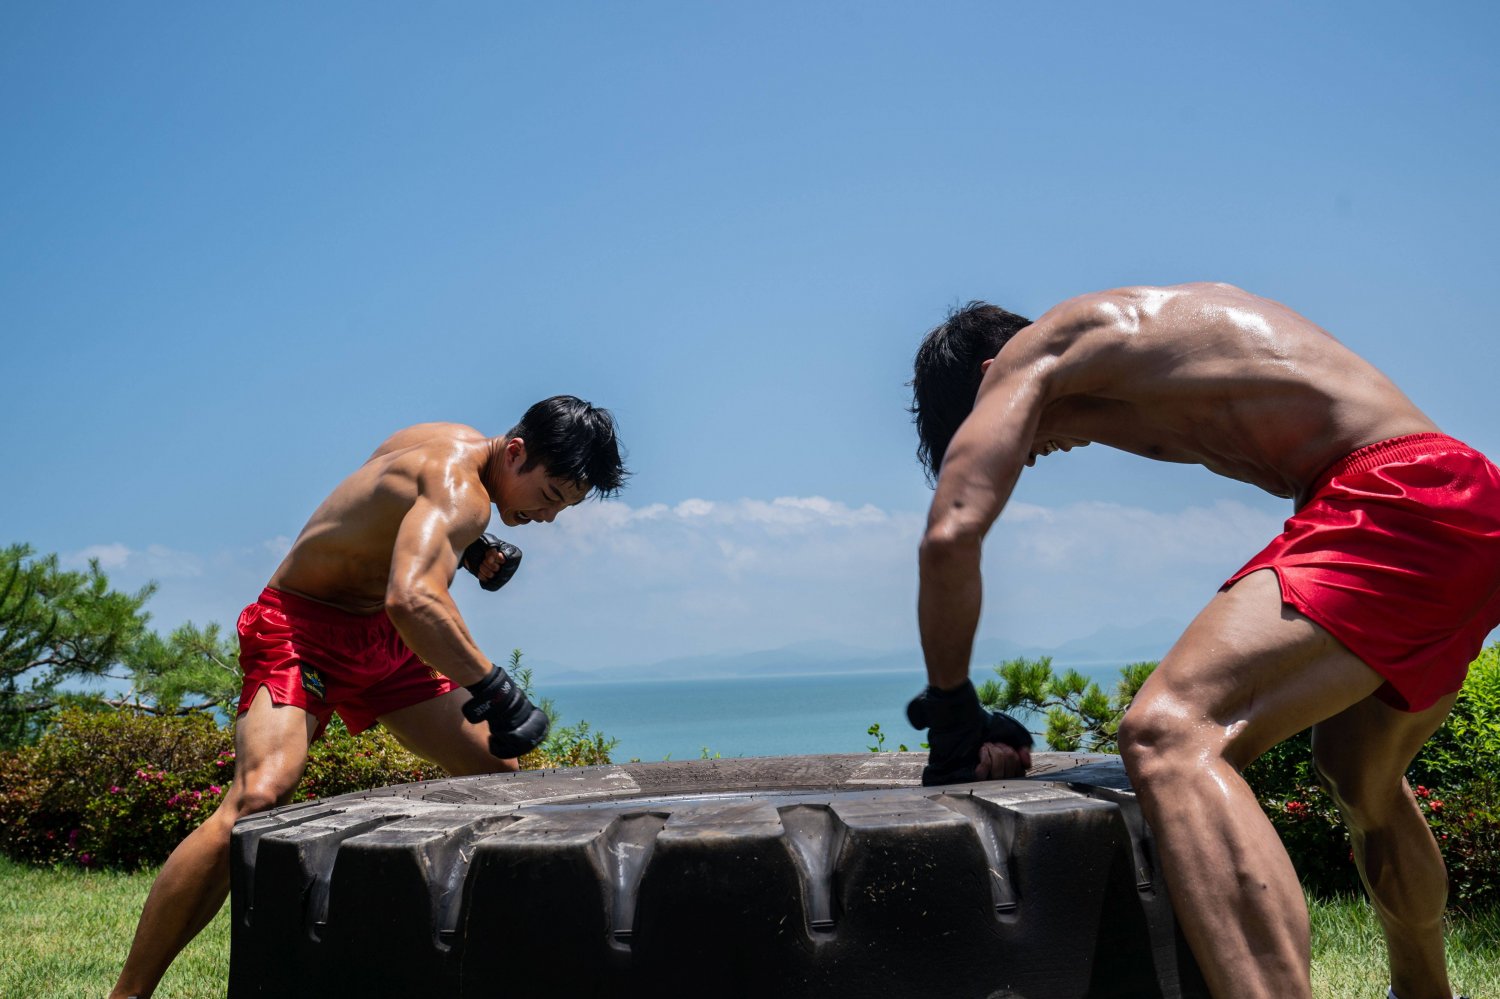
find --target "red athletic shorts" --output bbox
[236,587,461,738]
[1225,433,1500,712]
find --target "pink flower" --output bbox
[208,785,222,795]
[77,853,92,866]
[109,785,121,794]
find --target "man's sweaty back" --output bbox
[968,282,1438,504]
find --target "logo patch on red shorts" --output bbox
[299,663,327,700]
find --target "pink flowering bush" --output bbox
[0,708,232,868]
[1414,777,1500,908]
[0,711,440,869]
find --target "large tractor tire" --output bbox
[229,752,1207,998]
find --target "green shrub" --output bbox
[0,690,616,869]
[1408,643,1500,791]
[1254,766,1500,909]
[0,708,232,868]
[1422,775,1500,909]
[523,718,616,768]
[295,718,445,800]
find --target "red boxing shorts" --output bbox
[1225,433,1500,712]
[236,587,462,738]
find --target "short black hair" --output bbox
[508,395,629,497]
[910,301,1032,483]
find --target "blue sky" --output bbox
[3,3,1496,673]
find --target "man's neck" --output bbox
[479,438,509,505]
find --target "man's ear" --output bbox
[504,437,527,467]
[980,358,995,375]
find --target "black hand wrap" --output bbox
[461,535,522,592]
[906,679,1033,787]
[462,664,550,758]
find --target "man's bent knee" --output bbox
[1118,697,1187,770]
[224,780,296,820]
[1119,693,1252,789]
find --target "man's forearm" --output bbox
[917,535,983,690]
[385,586,492,687]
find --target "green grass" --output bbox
[1308,894,1499,998]
[2,857,1496,998]
[0,855,229,999]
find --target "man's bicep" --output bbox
[388,496,472,595]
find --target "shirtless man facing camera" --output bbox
[112,395,627,999]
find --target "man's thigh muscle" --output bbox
[378,688,507,776]
[228,685,321,810]
[1131,569,1386,764]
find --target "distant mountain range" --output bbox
[529,617,1184,684]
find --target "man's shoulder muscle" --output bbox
[992,290,1142,399]
[370,422,487,459]
[332,426,490,530]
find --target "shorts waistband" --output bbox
[1313,433,1473,493]
[256,586,390,629]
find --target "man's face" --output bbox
[497,442,590,526]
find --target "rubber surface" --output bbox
[228,752,1207,998]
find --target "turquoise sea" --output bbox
[542,664,1134,763]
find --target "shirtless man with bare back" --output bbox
[111,395,627,999]
[905,283,1499,999]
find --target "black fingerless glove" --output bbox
[462,664,550,758]
[461,535,523,592]
[906,679,1033,787]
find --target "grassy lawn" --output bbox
[1309,895,1499,998]
[0,856,229,999]
[1,856,1495,997]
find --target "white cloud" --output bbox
[996,499,1281,571]
[110,497,1291,672]
[64,542,203,578]
[456,495,924,662]
[674,498,714,517]
[979,498,1285,646]
[456,493,1285,668]
[69,542,132,569]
